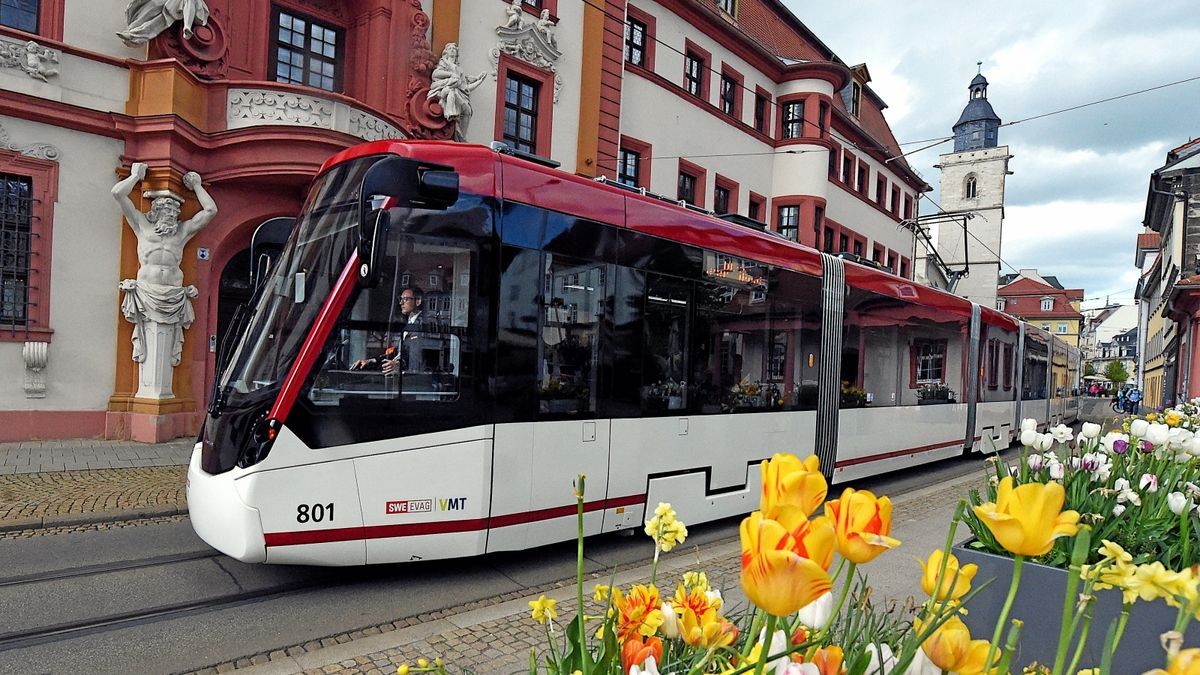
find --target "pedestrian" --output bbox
[1127,387,1142,415]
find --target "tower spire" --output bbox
[953,69,1001,151]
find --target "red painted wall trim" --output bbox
[0,24,124,66]
[264,493,647,546]
[0,150,57,342]
[0,90,123,139]
[0,410,105,442]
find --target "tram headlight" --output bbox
[239,416,281,468]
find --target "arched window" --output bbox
[965,175,978,199]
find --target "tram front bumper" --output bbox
[186,444,267,563]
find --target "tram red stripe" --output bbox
[834,436,983,469]
[263,493,647,547]
[267,254,361,425]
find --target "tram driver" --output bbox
[350,286,427,375]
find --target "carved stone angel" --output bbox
[117,0,211,47]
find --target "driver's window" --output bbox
[307,236,473,405]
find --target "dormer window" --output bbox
[965,175,977,199]
[849,82,861,117]
[996,298,1005,311]
[716,0,736,15]
[1040,297,1053,311]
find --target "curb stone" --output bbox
[0,505,187,533]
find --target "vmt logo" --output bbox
[438,497,468,511]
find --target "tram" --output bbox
[187,140,1080,566]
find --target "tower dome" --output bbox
[953,71,1000,151]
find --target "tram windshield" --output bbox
[217,157,381,404]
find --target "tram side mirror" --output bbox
[358,156,459,287]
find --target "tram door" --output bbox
[489,250,610,552]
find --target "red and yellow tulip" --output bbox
[972,477,1080,557]
[620,635,663,674]
[740,510,835,617]
[824,488,901,564]
[612,584,665,642]
[760,453,828,518]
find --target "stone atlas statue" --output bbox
[112,163,217,399]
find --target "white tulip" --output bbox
[705,588,723,610]
[1186,437,1200,458]
[1140,473,1160,493]
[1168,492,1189,515]
[1113,503,1127,516]
[1081,422,1102,439]
[863,643,898,675]
[659,601,679,638]
[1019,429,1039,447]
[1114,478,1131,492]
[1021,418,1038,433]
[1027,453,1045,471]
[1034,434,1055,452]
[756,629,788,673]
[905,647,942,675]
[777,663,819,675]
[1147,423,1171,446]
[1101,431,1130,454]
[629,655,661,675]
[1049,461,1065,480]
[1131,419,1151,438]
[797,591,834,628]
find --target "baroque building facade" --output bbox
[0,0,926,442]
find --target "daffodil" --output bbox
[919,548,978,602]
[760,452,828,518]
[645,503,688,552]
[972,477,1080,557]
[528,594,557,624]
[593,583,611,602]
[740,510,834,617]
[683,570,709,591]
[824,487,901,564]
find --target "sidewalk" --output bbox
[0,438,192,531]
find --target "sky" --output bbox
[784,0,1200,309]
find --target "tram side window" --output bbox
[642,274,690,413]
[1022,337,1050,400]
[495,246,542,422]
[979,326,1018,403]
[691,281,772,413]
[306,236,474,408]
[539,254,604,416]
[769,269,822,411]
[608,266,646,417]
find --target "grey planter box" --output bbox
[953,542,1200,674]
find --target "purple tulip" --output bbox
[1142,440,1156,453]
[1113,439,1129,455]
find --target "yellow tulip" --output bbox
[678,604,735,648]
[824,488,901,564]
[972,477,1080,557]
[1146,649,1200,675]
[740,510,834,617]
[761,453,828,518]
[919,549,978,602]
[917,616,996,674]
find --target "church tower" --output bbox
[935,70,1012,308]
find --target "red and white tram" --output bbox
[187,141,1080,566]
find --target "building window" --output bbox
[818,100,829,135]
[827,145,839,179]
[716,0,736,15]
[714,185,730,214]
[1057,322,1068,334]
[912,339,947,384]
[849,82,861,117]
[899,257,909,278]
[271,7,342,92]
[0,172,32,326]
[838,233,849,253]
[624,16,646,66]
[814,205,824,241]
[872,245,883,264]
[748,193,765,221]
[853,239,864,257]
[777,205,799,241]
[719,74,737,116]
[684,51,704,97]
[753,93,768,133]
[503,71,540,154]
[678,171,697,205]
[996,298,1006,311]
[823,226,834,253]
[781,101,804,139]
[841,155,853,184]
[617,148,640,187]
[876,175,886,206]
[903,194,914,219]
[890,186,900,214]
[887,251,897,273]
[0,0,37,32]
[856,165,868,195]
[965,175,978,199]
[1041,297,1053,311]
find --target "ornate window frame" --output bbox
[495,53,555,157]
[0,148,56,341]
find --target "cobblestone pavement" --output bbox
[0,465,187,527]
[0,438,193,474]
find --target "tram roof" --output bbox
[322,141,1023,332]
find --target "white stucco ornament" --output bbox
[428,43,487,141]
[0,122,60,161]
[492,0,563,103]
[112,163,218,399]
[22,341,48,399]
[0,38,59,82]
[118,0,211,47]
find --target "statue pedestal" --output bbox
[137,319,179,399]
[105,395,198,443]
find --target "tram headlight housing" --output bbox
[239,416,281,468]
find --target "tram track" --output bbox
[0,549,221,589]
